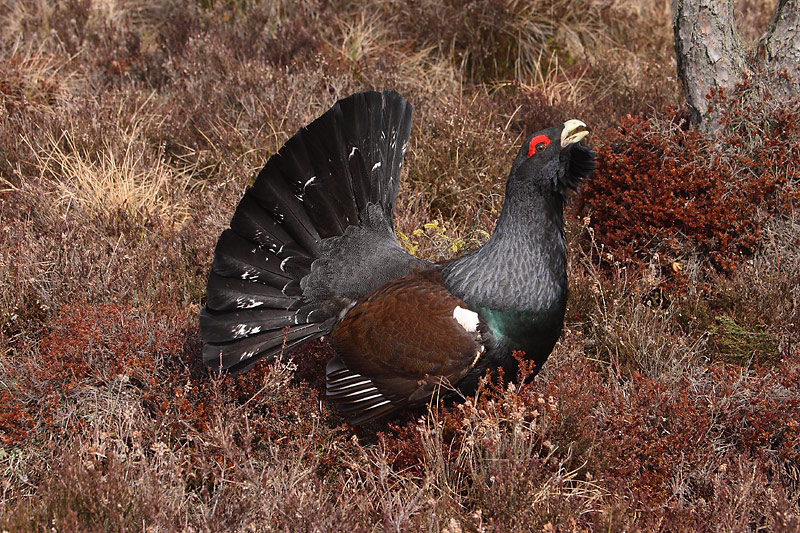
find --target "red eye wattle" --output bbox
[527,135,551,157]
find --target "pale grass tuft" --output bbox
[0,0,55,45]
[88,0,141,31]
[1,0,144,47]
[588,290,708,379]
[504,0,602,76]
[499,51,595,109]
[331,11,390,69]
[0,39,78,110]
[396,45,461,94]
[31,129,193,226]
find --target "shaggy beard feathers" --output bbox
[559,143,598,201]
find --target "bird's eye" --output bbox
[527,134,551,157]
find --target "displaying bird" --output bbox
[200,90,596,424]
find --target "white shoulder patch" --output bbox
[453,305,479,333]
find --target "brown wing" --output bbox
[326,269,484,424]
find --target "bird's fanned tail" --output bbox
[200,90,416,374]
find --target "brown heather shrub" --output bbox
[0,304,188,444]
[580,97,800,283]
[372,355,607,529]
[0,390,31,445]
[364,337,799,529]
[0,201,216,341]
[566,246,708,377]
[595,360,800,529]
[326,0,682,129]
[0,303,371,528]
[2,301,334,447]
[707,215,800,358]
[400,89,519,228]
[2,274,799,529]
[4,452,161,531]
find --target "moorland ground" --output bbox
[1,0,798,530]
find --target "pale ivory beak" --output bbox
[561,119,589,147]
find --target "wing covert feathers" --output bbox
[326,269,484,424]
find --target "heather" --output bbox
[1,0,798,530]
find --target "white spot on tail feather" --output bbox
[349,146,358,159]
[236,297,264,309]
[362,399,392,411]
[303,176,316,190]
[453,306,479,333]
[336,387,378,399]
[232,324,262,338]
[350,392,384,404]
[241,269,259,280]
[371,162,381,172]
[239,350,256,361]
[328,378,372,390]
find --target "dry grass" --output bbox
[30,127,193,226]
[1,0,798,530]
[576,259,709,379]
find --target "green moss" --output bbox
[711,315,779,365]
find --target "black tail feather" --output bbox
[203,323,325,373]
[337,94,371,212]
[201,90,414,373]
[250,160,322,256]
[212,230,296,287]
[206,272,299,311]
[229,193,299,253]
[199,307,304,343]
[298,110,360,228]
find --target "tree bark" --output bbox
[673,0,799,133]
[673,0,749,132]
[757,0,800,101]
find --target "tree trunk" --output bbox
[673,0,799,133]
[757,0,800,101]
[673,0,748,132]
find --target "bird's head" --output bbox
[509,120,597,202]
